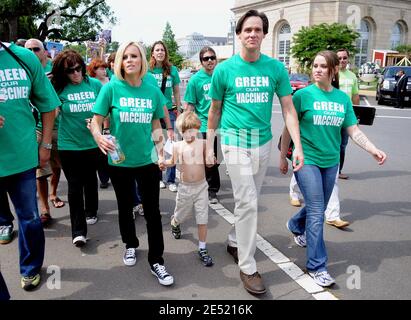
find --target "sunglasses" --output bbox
[27,47,41,53]
[338,56,348,60]
[202,56,216,62]
[66,66,82,74]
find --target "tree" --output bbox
[394,44,411,56]
[291,23,359,72]
[162,22,184,69]
[0,0,116,43]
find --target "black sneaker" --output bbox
[150,263,174,286]
[171,222,181,239]
[100,182,109,189]
[208,192,218,204]
[198,248,214,267]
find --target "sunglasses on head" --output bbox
[202,56,216,62]
[27,47,41,53]
[65,65,82,74]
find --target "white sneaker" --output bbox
[168,183,177,192]
[286,220,307,247]
[151,263,174,286]
[86,216,98,225]
[309,270,335,287]
[159,181,166,189]
[72,235,86,247]
[123,248,137,266]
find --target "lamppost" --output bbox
[230,17,236,56]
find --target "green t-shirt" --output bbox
[292,84,358,168]
[44,60,53,73]
[92,77,165,167]
[338,69,359,100]
[184,69,212,133]
[106,68,114,80]
[57,77,102,150]
[0,43,60,177]
[209,53,292,148]
[149,65,180,109]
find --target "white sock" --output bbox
[199,241,206,250]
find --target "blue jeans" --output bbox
[288,164,339,272]
[0,168,45,277]
[165,110,176,183]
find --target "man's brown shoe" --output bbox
[226,244,238,264]
[326,218,350,228]
[240,271,266,295]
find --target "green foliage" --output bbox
[0,0,116,42]
[291,23,359,72]
[162,22,184,69]
[394,44,411,55]
[65,42,86,59]
[106,41,119,53]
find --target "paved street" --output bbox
[1,96,411,301]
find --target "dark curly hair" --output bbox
[51,49,88,93]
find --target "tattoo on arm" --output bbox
[352,131,369,150]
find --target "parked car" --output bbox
[289,73,310,94]
[376,66,411,105]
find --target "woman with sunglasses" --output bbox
[90,41,174,286]
[280,50,387,287]
[51,49,102,247]
[149,40,181,192]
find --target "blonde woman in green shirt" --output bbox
[91,41,174,286]
[281,50,387,287]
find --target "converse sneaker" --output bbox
[86,216,98,225]
[198,248,214,267]
[170,217,181,239]
[151,263,174,286]
[159,181,166,189]
[123,248,137,266]
[168,183,177,192]
[309,270,335,287]
[286,220,307,247]
[0,225,13,244]
[72,235,87,247]
[21,273,41,291]
[208,192,218,204]
[133,204,144,216]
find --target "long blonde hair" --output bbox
[114,41,148,81]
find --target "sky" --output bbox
[105,0,235,45]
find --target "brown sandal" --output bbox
[50,197,65,208]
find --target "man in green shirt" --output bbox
[0,41,60,291]
[207,9,304,295]
[184,47,220,204]
[25,39,65,226]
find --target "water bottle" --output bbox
[106,135,125,164]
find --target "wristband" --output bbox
[40,142,52,150]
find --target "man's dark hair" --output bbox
[199,46,216,61]
[235,10,269,35]
[336,48,350,57]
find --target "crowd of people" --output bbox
[0,9,387,299]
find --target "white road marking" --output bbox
[209,202,339,300]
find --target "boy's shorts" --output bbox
[174,179,208,225]
[36,129,60,179]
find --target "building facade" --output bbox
[232,0,411,69]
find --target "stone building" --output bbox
[232,0,411,69]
